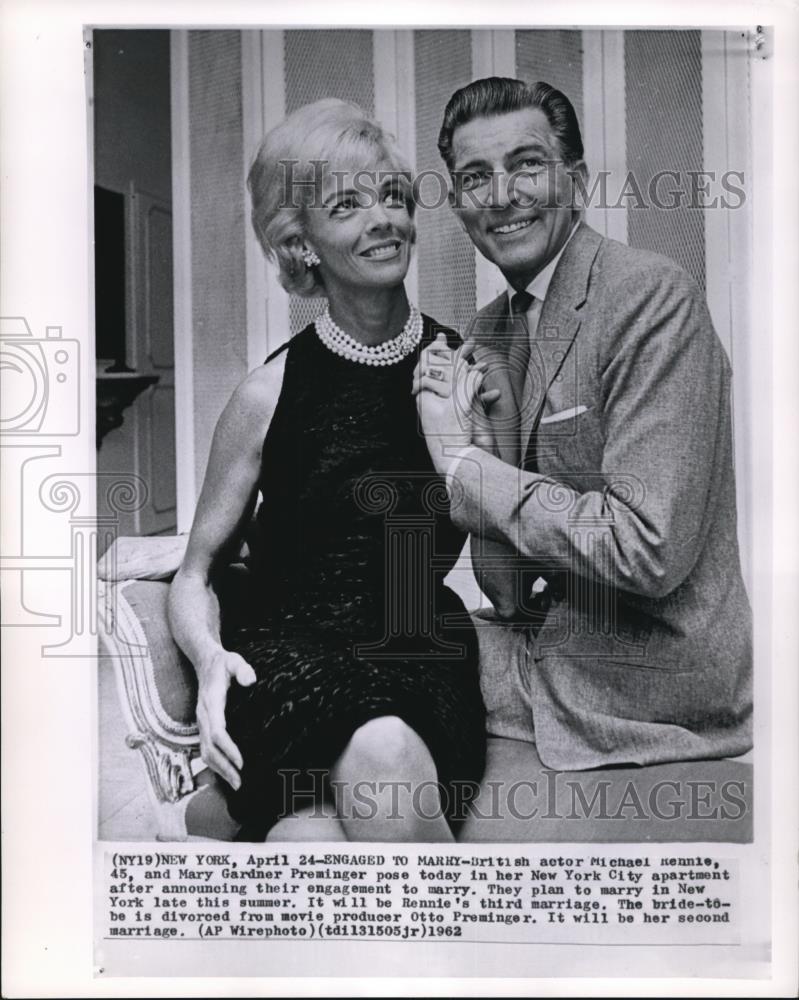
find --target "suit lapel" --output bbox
[520,304,581,457]
[468,224,604,469]
[521,223,603,465]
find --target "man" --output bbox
[416,78,752,770]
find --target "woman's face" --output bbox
[302,162,414,299]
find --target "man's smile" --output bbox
[489,218,536,236]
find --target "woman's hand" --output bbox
[413,334,499,474]
[195,649,256,790]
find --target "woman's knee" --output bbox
[266,807,347,842]
[338,715,429,776]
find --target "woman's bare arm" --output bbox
[168,353,286,788]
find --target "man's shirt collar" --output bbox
[507,221,580,308]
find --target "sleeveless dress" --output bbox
[223,314,486,838]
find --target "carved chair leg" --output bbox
[154,799,191,842]
[125,731,197,841]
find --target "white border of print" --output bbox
[1,0,797,997]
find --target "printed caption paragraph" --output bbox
[101,850,740,945]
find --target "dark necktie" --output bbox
[505,290,533,415]
[507,289,542,469]
[510,289,534,319]
[509,289,546,619]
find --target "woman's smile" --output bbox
[360,239,404,260]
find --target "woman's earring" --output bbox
[301,248,321,267]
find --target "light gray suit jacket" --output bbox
[452,222,752,769]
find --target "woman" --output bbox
[168,99,488,843]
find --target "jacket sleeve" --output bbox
[449,268,731,601]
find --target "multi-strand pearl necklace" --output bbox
[315,305,423,366]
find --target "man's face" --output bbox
[448,107,584,288]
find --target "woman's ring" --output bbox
[428,367,445,381]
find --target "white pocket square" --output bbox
[540,405,588,424]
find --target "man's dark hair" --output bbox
[437,77,584,171]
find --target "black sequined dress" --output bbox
[223,314,486,837]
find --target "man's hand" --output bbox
[195,649,256,790]
[413,334,499,474]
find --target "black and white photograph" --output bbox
[2,4,797,996]
[95,26,756,846]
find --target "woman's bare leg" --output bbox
[330,716,454,842]
[266,806,347,842]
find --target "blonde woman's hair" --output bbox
[248,98,414,297]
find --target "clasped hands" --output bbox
[413,332,500,475]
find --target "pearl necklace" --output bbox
[314,305,423,366]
